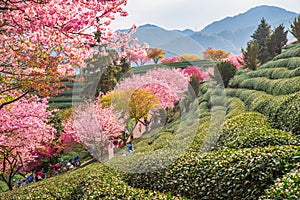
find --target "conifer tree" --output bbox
[251,18,271,64]
[267,24,288,57]
[291,15,300,41]
[241,41,260,71]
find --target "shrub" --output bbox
[273,46,300,60]
[125,145,300,199]
[0,163,182,200]
[275,92,300,134]
[259,57,300,70]
[239,77,300,95]
[260,165,300,199]
[216,112,300,149]
[214,61,237,88]
[226,97,246,118]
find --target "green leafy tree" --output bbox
[81,49,130,98]
[291,15,300,41]
[267,24,288,58]
[241,40,260,71]
[214,61,237,88]
[251,18,271,64]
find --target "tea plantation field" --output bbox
[1,43,299,199]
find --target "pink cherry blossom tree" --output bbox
[161,56,180,63]
[223,54,244,69]
[183,66,213,82]
[0,0,130,109]
[116,68,190,109]
[63,102,125,161]
[0,94,55,190]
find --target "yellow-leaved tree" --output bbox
[147,48,166,64]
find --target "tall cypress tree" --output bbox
[291,15,300,41]
[241,40,260,71]
[267,24,288,58]
[251,18,271,64]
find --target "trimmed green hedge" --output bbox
[125,145,300,199]
[216,112,300,149]
[131,60,215,74]
[260,165,300,199]
[229,74,249,88]
[226,88,300,134]
[48,96,84,103]
[226,97,246,118]
[273,43,300,60]
[0,163,182,200]
[239,76,300,95]
[258,57,300,70]
[48,102,74,109]
[57,89,83,97]
[242,67,300,79]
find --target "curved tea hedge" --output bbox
[125,145,300,199]
[216,112,300,150]
[244,67,300,79]
[260,166,300,199]
[225,97,246,118]
[226,89,300,134]
[239,76,300,95]
[273,43,300,60]
[0,163,182,200]
[258,57,300,70]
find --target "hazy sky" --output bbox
[110,0,300,31]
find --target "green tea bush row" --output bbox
[131,60,215,74]
[226,88,300,134]
[281,42,299,50]
[260,165,300,199]
[273,44,300,60]
[239,76,300,95]
[0,163,182,200]
[259,57,300,70]
[245,67,300,79]
[125,145,300,199]
[63,82,86,88]
[226,97,246,118]
[57,89,83,97]
[48,102,74,109]
[229,74,249,88]
[216,112,300,150]
[48,96,83,103]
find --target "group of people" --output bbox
[50,156,81,176]
[14,156,81,188]
[14,168,45,188]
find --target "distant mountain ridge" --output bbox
[119,5,298,55]
[201,5,297,34]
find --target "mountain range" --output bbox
[120,5,298,56]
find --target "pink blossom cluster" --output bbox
[161,56,180,64]
[183,66,213,82]
[0,95,56,172]
[116,68,190,108]
[223,54,244,68]
[63,102,124,160]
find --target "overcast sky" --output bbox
[110,0,300,31]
